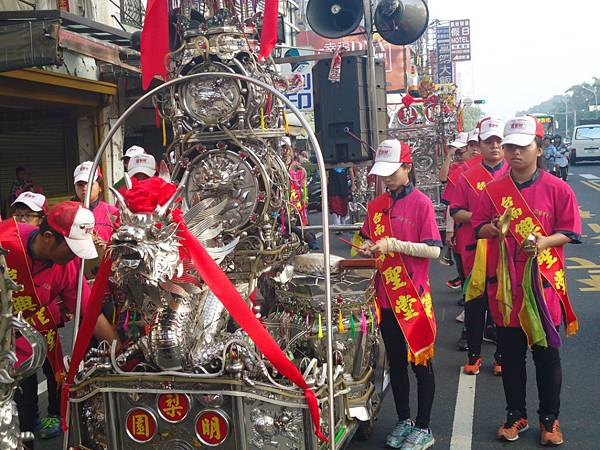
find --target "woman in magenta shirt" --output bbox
[359,139,441,450]
[472,116,581,446]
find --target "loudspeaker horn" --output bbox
[306,0,364,39]
[374,0,429,46]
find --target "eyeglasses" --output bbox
[13,213,42,222]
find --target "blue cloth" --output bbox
[543,145,558,171]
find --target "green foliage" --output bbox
[517,78,600,134]
[462,105,485,130]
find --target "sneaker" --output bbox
[483,324,497,343]
[456,329,468,351]
[400,427,435,450]
[540,417,563,446]
[386,419,414,448]
[455,310,465,323]
[492,360,502,376]
[497,410,529,442]
[446,277,462,289]
[463,356,482,375]
[38,415,62,439]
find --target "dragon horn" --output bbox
[158,160,171,183]
[156,170,189,216]
[109,186,134,216]
[124,172,133,190]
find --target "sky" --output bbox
[428,0,600,120]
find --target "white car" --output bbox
[570,124,600,164]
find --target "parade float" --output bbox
[60,2,384,449]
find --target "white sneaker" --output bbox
[456,311,465,323]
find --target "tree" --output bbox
[462,105,484,130]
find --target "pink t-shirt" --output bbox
[15,224,91,364]
[450,161,509,274]
[471,170,581,328]
[361,186,442,309]
[441,162,465,206]
[90,200,119,242]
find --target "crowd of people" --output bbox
[357,115,580,449]
[4,117,582,450]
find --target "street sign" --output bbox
[436,26,453,84]
[450,20,471,62]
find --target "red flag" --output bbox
[258,0,278,61]
[141,0,169,90]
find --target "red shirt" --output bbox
[471,170,581,328]
[361,185,442,308]
[90,200,119,242]
[15,223,91,364]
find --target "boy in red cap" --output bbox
[0,201,118,449]
[358,139,441,450]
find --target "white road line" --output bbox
[38,379,47,395]
[449,368,477,450]
[579,174,600,180]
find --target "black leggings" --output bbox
[465,295,500,360]
[497,327,561,419]
[380,308,435,429]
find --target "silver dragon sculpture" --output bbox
[0,247,47,450]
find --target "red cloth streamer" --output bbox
[141,0,169,90]
[61,177,327,441]
[258,0,278,61]
[60,255,112,431]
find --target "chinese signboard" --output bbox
[280,49,314,112]
[436,26,453,84]
[157,393,191,423]
[450,19,471,62]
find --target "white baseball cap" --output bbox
[369,139,413,177]
[121,145,146,160]
[11,192,48,214]
[502,116,544,147]
[467,129,479,143]
[280,136,292,147]
[128,153,156,178]
[479,118,505,141]
[74,161,101,184]
[449,132,469,148]
[47,201,98,259]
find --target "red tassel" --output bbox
[141,0,169,89]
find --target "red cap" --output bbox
[47,201,98,259]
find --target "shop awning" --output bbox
[0,9,140,73]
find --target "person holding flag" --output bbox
[471,116,581,445]
[358,139,441,450]
[450,118,508,376]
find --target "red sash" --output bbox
[462,163,493,194]
[0,219,65,381]
[485,176,578,335]
[447,154,483,186]
[367,193,436,364]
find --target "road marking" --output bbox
[579,174,600,180]
[581,180,600,192]
[38,380,47,395]
[450,368,476,450]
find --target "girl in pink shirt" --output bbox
[359,140,441,449]
[472,117,581,445]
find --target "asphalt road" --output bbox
[34,163,600,450]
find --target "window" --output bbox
[575,126,600,140]
[120,0,145,28]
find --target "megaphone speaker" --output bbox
[374,0,429,46]
[306,0,364,39]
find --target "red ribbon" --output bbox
[61,177,327,441]
[258,0,278,61]
[141,0,169,90]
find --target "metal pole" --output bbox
[67,72,335,448]
[364,0,380,152]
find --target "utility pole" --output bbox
[581,85,598,119]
